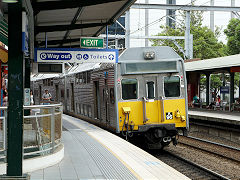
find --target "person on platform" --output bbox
[42,89,52,105]
[30,90,34,105]
[192,94,199,107]
[215,95,221,106]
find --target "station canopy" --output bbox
[185,54,240,73]
[33,0,136,48]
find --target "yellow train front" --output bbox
[115,47,188,149]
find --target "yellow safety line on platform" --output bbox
[64,116,143,180]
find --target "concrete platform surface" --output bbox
[30,114,189,180]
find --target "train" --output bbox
[32,46,189,149]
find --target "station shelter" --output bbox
[185,54,240,110]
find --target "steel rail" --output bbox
[164,150,230,180]
[178,136,240,163]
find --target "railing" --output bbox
[0,104,63,162]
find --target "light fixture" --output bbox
[2,0,18,3]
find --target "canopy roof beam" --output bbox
[33,0,125,15]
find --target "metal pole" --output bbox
[106,25,108,49]
[24,58,31,116]
[50,107,55,153]
[231,0,235,19]
[125,10,130,48]
[45,32,47,48]
[230,72,234,108]
[145,0,149,47]
[206,73,210,106]
[210,0,214,32]
[185,11,190,59]
[166,0,176,28]
[7,0,24,176]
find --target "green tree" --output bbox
[224,18,240,55]
[152,11,227,59]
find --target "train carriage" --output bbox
[32,46,188,149]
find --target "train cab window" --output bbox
[146,81,155,99]
[122,79,138,100]
[164,76,180,97]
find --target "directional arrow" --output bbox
[83,40,86,45]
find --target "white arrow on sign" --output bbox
[83,40,86,45]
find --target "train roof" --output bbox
[119,46,182,62]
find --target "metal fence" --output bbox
[0,104,63,162]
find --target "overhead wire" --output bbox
[126,0,215,37]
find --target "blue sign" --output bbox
[35,48,118,63]
[220,86,229,94]
[40,52,72,61]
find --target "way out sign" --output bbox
[35,48,118,63]
[80,37,104,48]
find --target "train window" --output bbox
[122,79,138,100]
[146,81,155,99]
[61,89,64,98]
[110,88,115,103]
[84,105,88,116]
[67,89,69,98]
[80,104,84,114]
[164,76,180,97]
[88,105,92,118]
[83,72,86,83]
[87,72,91,83]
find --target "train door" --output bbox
[71,83,75,112]
[143,76,159,124]
[94,81,100,119]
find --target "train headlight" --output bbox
[144,51,155,60]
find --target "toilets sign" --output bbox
[35,48,118,63]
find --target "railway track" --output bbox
[155,150,229,180]
[178,135,240,163]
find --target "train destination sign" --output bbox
[35,48,118,63]
[80,37,104,48]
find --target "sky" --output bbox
[129,0,240,47]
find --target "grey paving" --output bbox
[30,117,137,180]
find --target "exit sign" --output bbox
[80,37,104,48]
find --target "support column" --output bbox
[206,73,210,106]
[7,0,23,176]
[230,72,234,105]
[24,58,31,116]
[125,10,130,48]
[210,0,214,32]
[185,11,191,59]
[145,0,149,47]
[166,0,176,28]
[231,0,235,19]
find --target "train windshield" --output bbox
[164,76,180,97]
[122,79,138,100]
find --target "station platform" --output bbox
[30,114,189,180]
[189,108,240,126]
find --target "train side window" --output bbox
[164,76,180,97]
[110,88,114,103]
[122,79,138,100]
[146,81,155,99]
[67,89,69,98]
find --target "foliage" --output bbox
[224,18,240,55]
[151,11,227,59]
